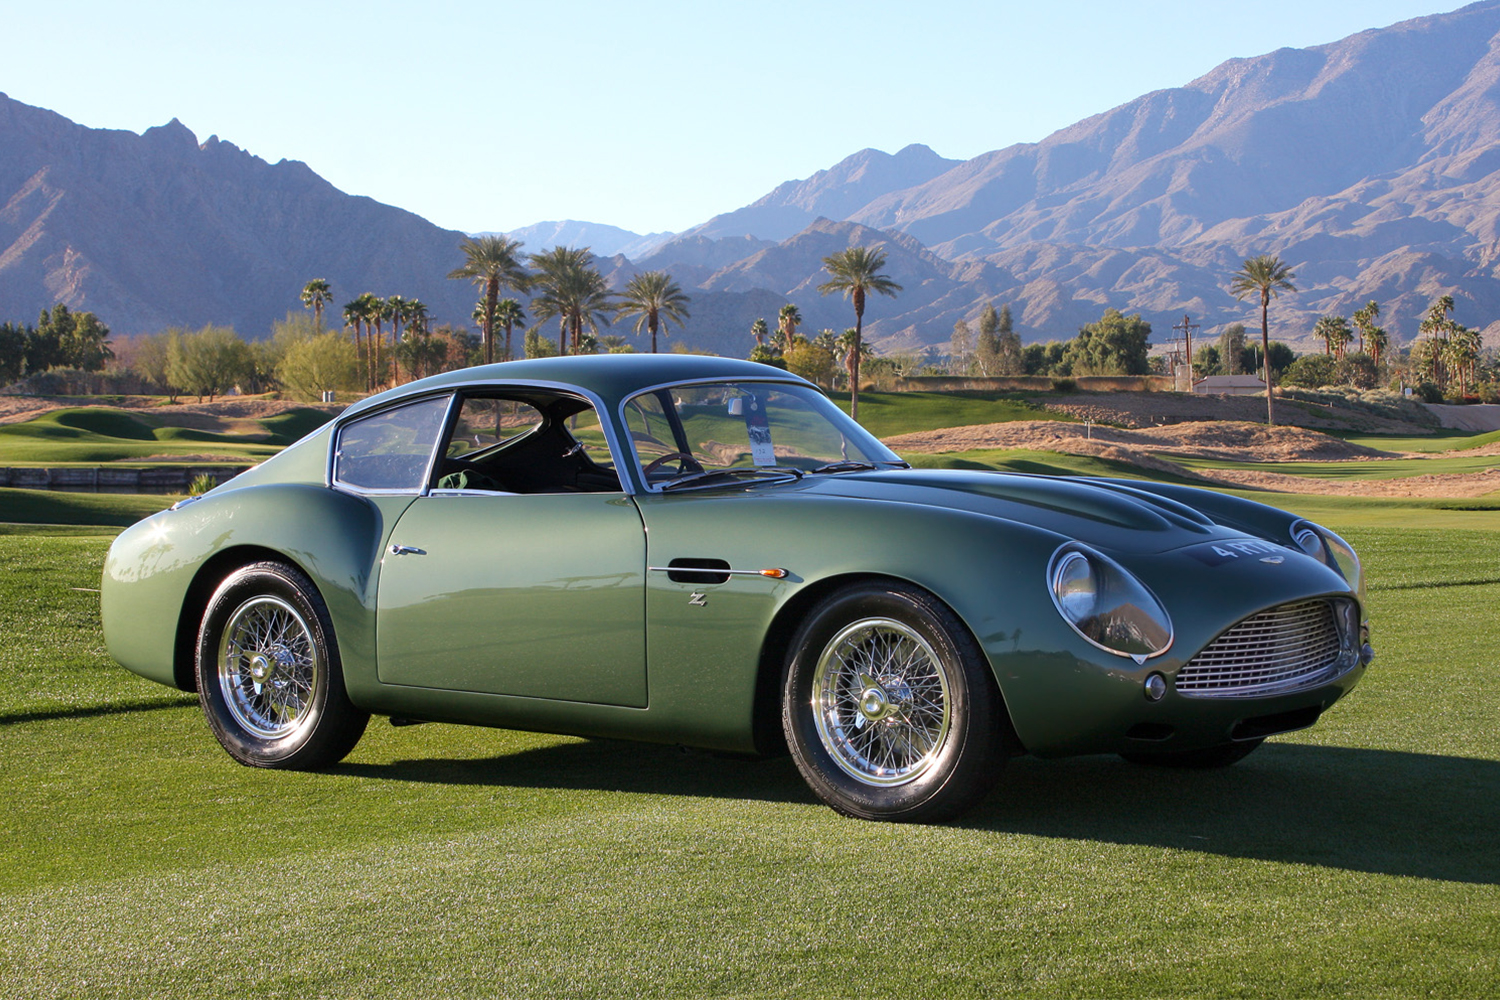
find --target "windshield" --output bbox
[623,380,903,489]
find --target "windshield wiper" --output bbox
[810,460,909,474]
[811,460,877,474]
[659,466,805,492]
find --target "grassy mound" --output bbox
[0,488,175,527]
[0,407,300,464]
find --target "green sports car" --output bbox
[102,354,1371,822]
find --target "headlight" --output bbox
[1290,520,1363,599]
[1048,544,1173,663]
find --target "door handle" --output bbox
[389,544,425,556]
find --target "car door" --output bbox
[374,393,647,707]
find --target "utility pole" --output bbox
[1172,314,1200,392]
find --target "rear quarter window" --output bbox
[333,395,451,491]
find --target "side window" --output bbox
[433,392,622,495]
[447,398,543,459]
[333,395,450,492]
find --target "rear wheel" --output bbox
[782,582,1007,822]
[1120,739,1263,769]
[196,561,368,768]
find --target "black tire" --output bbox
[1120,738,1263,769]
[782,582,1007,822]
[196,561,368,769]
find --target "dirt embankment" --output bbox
[885,420,1500,498]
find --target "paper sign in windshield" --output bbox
[745,398,775,466]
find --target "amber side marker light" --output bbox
[760,568,788,579]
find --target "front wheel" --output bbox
[196,561,368,768]
[782,582,1008,822]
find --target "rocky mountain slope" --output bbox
[0,95,478,336]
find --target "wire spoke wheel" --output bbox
[217,595,321,740]
[811,617,952,786]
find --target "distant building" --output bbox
[1192,374,1266,395]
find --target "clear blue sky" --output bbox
[2,0,1468,235]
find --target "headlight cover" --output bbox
[1290,520,1363,600]
[1048,544,1173,663]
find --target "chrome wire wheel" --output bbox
[216,594,321,741]
[811,617,952,786]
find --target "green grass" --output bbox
[0,407,330,464]
[831,390,1066,438]
[1337,428,1500,453]
[2,517,1498,997]
[0,488,176,528]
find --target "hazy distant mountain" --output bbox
[496,220,675,259]
[0,93,477,336]
[665,144,961,245]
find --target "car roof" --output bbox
[340,354,816,417]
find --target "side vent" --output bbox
[667,558,731,585]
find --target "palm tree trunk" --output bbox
[851,296,865,422]
[651,316,659,354]
[1261,293,1273,426]
[484,278,498,365]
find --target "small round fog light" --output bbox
[1143,673,1167,702]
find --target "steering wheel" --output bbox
[643,451,703,476]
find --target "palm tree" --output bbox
[750,318,770,350]
[357,292,387,389]
[817,246,901,420]
[1447,324,1481,395]
[529,246,613,355]
[777,303,802,350]
[341,298,366,385]
[1229,254,1297,426]
[1367,326,1389,370]
[301,279,332,330]
[495,298,526,361]
[833,328,874,390]
[1314,315,1353,358]
[448,236,530,364]
[1419,294,1459,389]
[386,295,409,345]
[1352,300,1381,355]
[616,271,691,354]
[406,299,428,337]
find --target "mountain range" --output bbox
[6,1,1500,353]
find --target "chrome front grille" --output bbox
[1177,599,1350,698]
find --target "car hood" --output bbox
[789,468,1260,555]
